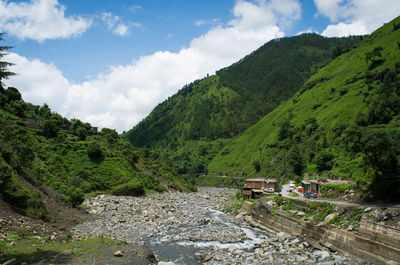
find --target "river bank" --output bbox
[72,188,359,264]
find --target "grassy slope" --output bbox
[209,16,400,177]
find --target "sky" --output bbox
[1,0,400,132]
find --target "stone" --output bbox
[235,213,244,223]
[113,250,124,257]
[364,207,372,213]
[313,250,330,260]
[194,252,212,261]
[347,225,354,231]
[297,211,305,217]
[158,262,175,265]
[323,213,337,225]
[2,258,17,265]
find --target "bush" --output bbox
[320,183,356,198]
[42,119,59,138]
[273,195,286,206]
[76,127,88,141]
[67,187,84,207]
[87,142,103,158]
[111,181,145,196]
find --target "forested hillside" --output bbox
[209,16,400,200]
[127,34,361,148]
[125,34,361,178]
[0,87,194,221]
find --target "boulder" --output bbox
[113,250,124,257]
[323,213,337,225]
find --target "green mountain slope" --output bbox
[126,34,361,149]
[209,16,400,199]
[0,88,194,220]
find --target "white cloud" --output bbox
[101,12,131,37]
[0,0,92,42]
[314,0,400,36]
[101,12,143,36]
[5,0,302,132]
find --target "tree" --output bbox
[42,119,59,138]
[87,142,103,158]
[288,145,305,176]
[315,151,334,172]
[0,33,15,92]
[76,127,88,141]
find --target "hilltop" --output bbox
[209,16,400,200]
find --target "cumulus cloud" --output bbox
[0,0,92,42]
[314,0,400,37]
[5,0,302,132]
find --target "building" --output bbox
[242,178,277,199]
[301,178,354,194]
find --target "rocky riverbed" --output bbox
[72,188,359,264]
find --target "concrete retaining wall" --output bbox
[251,205,400,265]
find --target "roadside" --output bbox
[281,184,400,209]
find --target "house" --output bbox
[242,178,277,199]
[302,178,354,194]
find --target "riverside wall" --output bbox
[251,203,400,265]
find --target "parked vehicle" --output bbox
[264,187,274,193]
[289,183,296,191]
[304,191,317,199]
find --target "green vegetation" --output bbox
[0,233,123,264]
[320,183,357,198]
[0,84,192,218]
[209,16,400,201]
[125,34,361,179]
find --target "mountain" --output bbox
[127,34,361,148]
[0,88,194,221]
[209,16,400,200]
[125,34,361,176]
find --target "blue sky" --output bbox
[1,0,400,132]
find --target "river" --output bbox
[72,188,357,264]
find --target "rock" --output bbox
[313,250,330,260]
[347,225,354,231]
[297,211,305,217]
[235,213,244,223]
[113,250,124,257]
[323,213,337,225]
[244,215,253,223]
[2,258,17,265]
[364,207,372,213]
[194,252,213,261]
[158,262,175,265]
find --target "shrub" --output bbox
[67,187,84,207]
[320,183,356,198]
[76,127,88,141]
[273,195,285,206]
[42,119,59,138]
[111,181,145,196]
[87,142,102,158]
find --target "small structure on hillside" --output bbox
[242,178,277,199]
[301,178,354,194]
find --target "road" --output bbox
[281,184,400,209]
